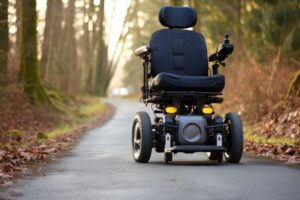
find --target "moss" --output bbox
[47,90,73,104]
[7,129,23,142]
[287,70,300,97]
[37,131,48,140]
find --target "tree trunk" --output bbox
[193,0,201,32]
[16,0,22,79]
[84,0,95,94]
[57,0,77,94]
[94,0,108,96]
[40,0,63,80]
[0,0,9,83]
[20,0,52,105]
[40,0,52,79]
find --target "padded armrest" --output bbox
[135,45,151,58]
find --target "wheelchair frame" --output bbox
[134,47,235,163]
[131,7,243,164]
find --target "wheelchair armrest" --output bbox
[135,45,151,58]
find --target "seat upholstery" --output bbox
[148,6,225,93]
[150,73,225,92]
[159,6,197,28]
[150,29,208,77]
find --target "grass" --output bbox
[211,106,296,147]
[212,110,297,147]
[78,100,105,117]
[47,125,74,139]
[245,132,296,146]
[244,126,296,146]
[46,98,106,139]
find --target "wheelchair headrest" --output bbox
[159,6,197,29]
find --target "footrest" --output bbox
[166,145,225,153]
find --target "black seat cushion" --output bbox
[150,73,225,92]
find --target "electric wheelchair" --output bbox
[132,6,243,164]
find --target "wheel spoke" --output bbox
[135,139,141,150]
[131,112,153,163]
[133,123,141,153]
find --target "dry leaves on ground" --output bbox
[245,141,300,164]
[0,104,115,187]
[245,97,300,164]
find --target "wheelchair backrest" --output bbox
[150,6,208,77]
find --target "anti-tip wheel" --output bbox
[217,153,223,164]
[207,152,223,163]
[207,152,219,160]
[164,152,173,164]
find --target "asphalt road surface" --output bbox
[1,99,300,200]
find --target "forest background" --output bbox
[0,0,299,181]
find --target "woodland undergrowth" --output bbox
[217,56,300,164]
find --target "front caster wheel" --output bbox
[207,152,223,163]
[217,153,223,163]
[224,112,243,163]
[164,153,173,164]
[207,152,219,160]
[132,112,153,163]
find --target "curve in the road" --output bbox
[0,99,299,200]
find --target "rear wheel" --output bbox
[224,112,243,163]
[132,112,153,163]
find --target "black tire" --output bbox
[164,153,173,164]
[224,112,243,163]
[217,153,223,164]
[132,111,153,163]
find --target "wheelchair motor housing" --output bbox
[131,6,243,164]
[176,115,208,145]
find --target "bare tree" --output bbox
[40,0,63,80]
[0,0,9,83]
[57,0,77,94]
[94,0,108,96]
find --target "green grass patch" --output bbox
[244,127,296,146]
[46,98,106,139]
[47,124,74,139]
[78,101,105,117]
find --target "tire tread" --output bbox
[225,112,243,163]
[132,111,153,163]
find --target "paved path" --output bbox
[0,99,300,200]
